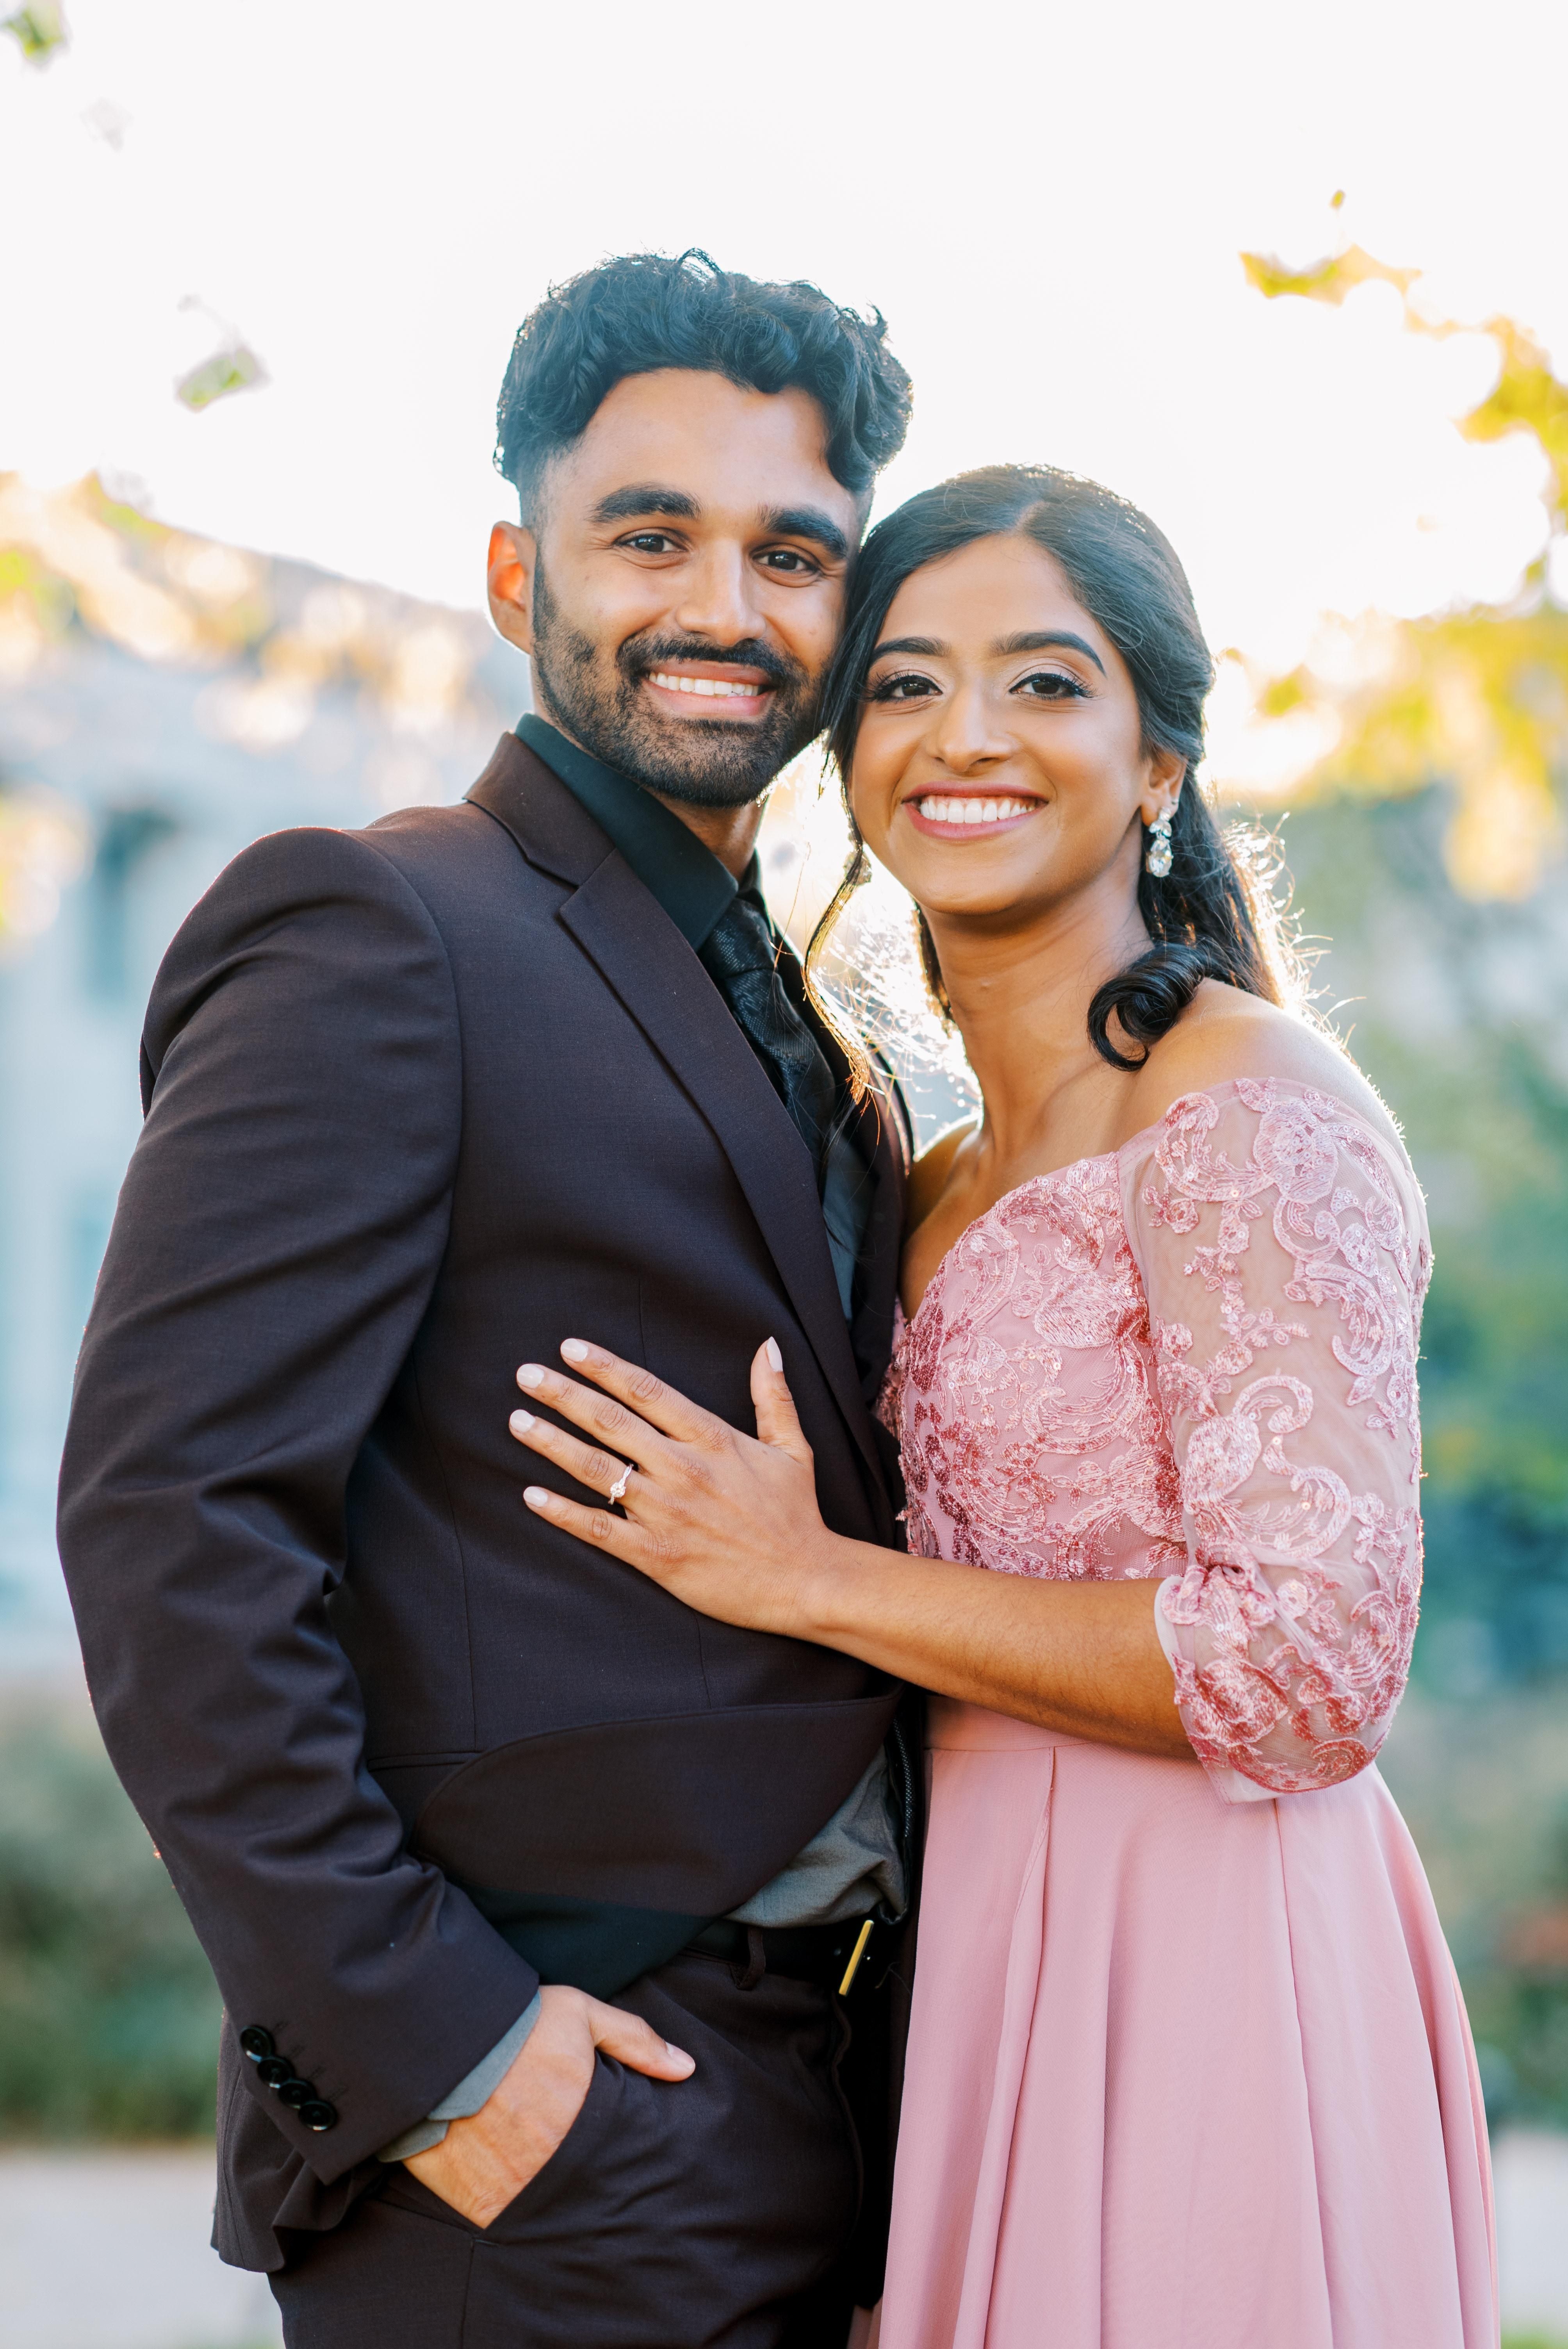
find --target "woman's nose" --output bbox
[927,679,1012,773]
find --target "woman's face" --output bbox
[848,534,1180,934]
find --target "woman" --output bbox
[505,467,1497,2347]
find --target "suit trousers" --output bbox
[268,1946,864,2349]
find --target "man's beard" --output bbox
[529,561,823,807]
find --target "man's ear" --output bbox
[488,521,538,655]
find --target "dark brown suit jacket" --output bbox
[58,736,909,2271]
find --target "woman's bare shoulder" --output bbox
[907,1117,977,1229]
[1121,983,1404,1152]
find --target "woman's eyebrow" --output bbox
[995,629,1106,674]
[868,636,945,661]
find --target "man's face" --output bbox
[488,369,863,805]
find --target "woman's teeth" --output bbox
[649,672,764,699]
[916,796,1035,825]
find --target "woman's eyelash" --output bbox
[864,667,1090,704]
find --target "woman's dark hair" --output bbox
[807,463,1282,1075]
[495,250,913,517]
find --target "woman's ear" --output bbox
[487,522,538,654]
[1137,747,1187,831]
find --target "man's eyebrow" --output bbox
[590,485,701,526]
[759,505,851,563]
[868,636,944,661]
[995,629,1106,674]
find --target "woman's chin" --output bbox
[897,856,1067,926]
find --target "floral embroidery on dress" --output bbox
[1144,1080,1427,1439]
[878,1078,1430,1799]
[1140,1081,1427,1793]
[882,1151,1185,1583]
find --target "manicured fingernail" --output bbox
[524,1486,551,1507]
[510,1409,534,1431]
[764,1337,782,1372]
[561,1339,590,1362]
[517,1364,544,1388]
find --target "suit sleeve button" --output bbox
[255,2057,292,2088]
[275,2077,314,2109]
[239,2027,275,2062]
[301,2099,338,2132]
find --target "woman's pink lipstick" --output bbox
[903,790,1043,842]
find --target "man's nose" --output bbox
[671,544,765,648]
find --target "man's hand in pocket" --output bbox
[406,1984,695,2228]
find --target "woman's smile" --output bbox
[904,790,1042,838]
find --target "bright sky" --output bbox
[4,0,1566,780]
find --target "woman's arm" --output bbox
[1123,1081,1428,1798]
[508,1340,1193,1761]
[808,1544,1190,1757]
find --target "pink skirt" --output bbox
[876,1701,1497,2349]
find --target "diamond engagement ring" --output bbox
[608,1463,633,1507]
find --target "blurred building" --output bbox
[0,476,533,1665]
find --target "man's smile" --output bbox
[641,659,776,722]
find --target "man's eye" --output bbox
[621,532,681,555]
[1016,669,1087,700]
[757,547,818,575]
[868,672,938,703]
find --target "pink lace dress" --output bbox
[875,1078,1497,2349]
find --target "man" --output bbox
[59,251,916,2346]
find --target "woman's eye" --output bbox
[868,672,938,703]
[1016,668,1087,701]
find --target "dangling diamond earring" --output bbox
[1145,808,1174,878]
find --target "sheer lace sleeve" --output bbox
[1122,1078,1431,1803]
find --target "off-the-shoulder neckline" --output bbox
[900,1075,1408,1331]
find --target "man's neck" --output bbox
[534,705,765,880]
[642,790,764,880]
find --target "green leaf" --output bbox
[2,2,67,62]
[1461,316,1568,536]
[175,343,268,413]
[1239,242,1417,306]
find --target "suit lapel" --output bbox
[467,739,892,1509]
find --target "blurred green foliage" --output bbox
[0,1698,219,2137]
[1231,246,1568,2119]
[1242,234,1568,902]
[1,2,67,63]
[1280,781,1568,2127]
[174,343,269,414]
[1240,240,1417,308]
[1286,790,1568,1577]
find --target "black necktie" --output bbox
[700,882,873,1322]
[699,882,843,1173]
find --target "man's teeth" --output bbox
[649,672,766,699]
[916,797,1036,825]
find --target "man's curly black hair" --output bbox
[495,250,913,517]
